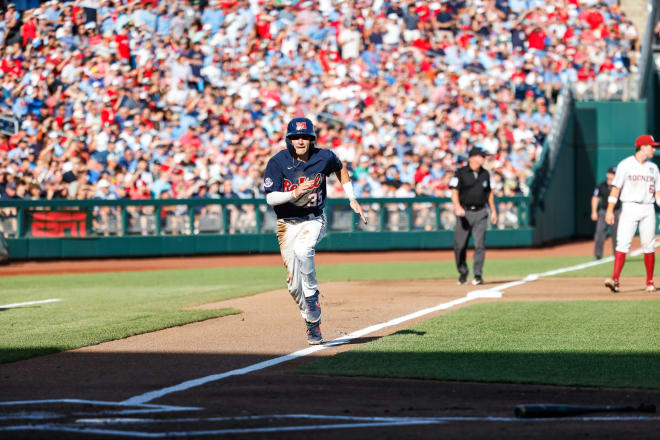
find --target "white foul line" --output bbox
[0,299,61,309]
[124,250,625,406]
[4,413,660,438]
[0,399,200,415]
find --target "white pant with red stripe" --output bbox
[615,202,656,254]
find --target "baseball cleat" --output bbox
[604,278,619,293]
[472,276,484,286]
[305,290,321,323]
[458,274,468,285]
[646,283,656,293]
[306,320,323,345]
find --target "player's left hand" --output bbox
[350,199,368,224]
[490,211,498,225]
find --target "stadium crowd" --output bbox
[0,0,640,232]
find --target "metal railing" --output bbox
[527,85,573,224]
[0,196,530,238]
[638,0,658,99]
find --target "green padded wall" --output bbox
[573,101,649,236]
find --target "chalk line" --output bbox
[0,299,61,309]
[124,250,622,405]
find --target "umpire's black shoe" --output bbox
[458,274,468,285]
[472,276,484,286]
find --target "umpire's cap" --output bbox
[607,167,616,174]
[468,147,488,157]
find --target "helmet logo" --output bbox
[296,121,307,131]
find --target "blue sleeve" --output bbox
[325,150,343,175]
[263,158,283,193]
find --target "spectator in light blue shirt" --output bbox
[508,0,529,13]
[361,43,380,75]
[115,13,131,33]
[156,9,172,36]
[12,94,29,119]
[307,24,330,43]
[201,1,224,34]
[99,2,116,34]
[298,80,320,103]
[43,3,61,22]
[140,4,158,33]
[303,58,323,77]
[543,68,562,85]
[231,165,253,199]
[531,107,552,131]
[558,65,578,84]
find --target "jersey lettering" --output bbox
[628,175,655,182]
[264,147,343,218]
[283,173,323,192]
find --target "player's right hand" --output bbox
[455,205,466,217]
[591,212,598,222]
[293,179,315,198]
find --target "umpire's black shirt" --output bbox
[595,181,621,211]
[451,165,491,208]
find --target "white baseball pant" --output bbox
[276,214,327,322]
[615,202,656,253]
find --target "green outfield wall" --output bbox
[573,100,650,236]
[0,197,533,259]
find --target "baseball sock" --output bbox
[644,253,655,285]
[612,251,626,281]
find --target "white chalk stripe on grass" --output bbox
[124,245,636,406]
[0,299,61,309]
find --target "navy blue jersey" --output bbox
[263,147,343,219]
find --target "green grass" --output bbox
[297,301,660,389]
[0,267,288,363]
[0,254,647,365]
[320,255,648,280]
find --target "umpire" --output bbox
[450,147,498,285]
[591,167,621,260]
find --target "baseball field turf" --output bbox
[2,255,659,389]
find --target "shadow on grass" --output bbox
[332,336,380,346]
[0,306,48,312]
[393,330,427,336]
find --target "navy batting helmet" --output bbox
[285,117,316,153]
[286,117,316,140]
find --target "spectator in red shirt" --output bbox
[527,27,547,51]
[577,62,596,82]
[585,8,604,31]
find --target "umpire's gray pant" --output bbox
[594,208,620,260]
[454,208,488,278]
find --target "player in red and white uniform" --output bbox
[604,134,660,293]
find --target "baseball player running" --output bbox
[604,134,660,293]
[264,117,367,344]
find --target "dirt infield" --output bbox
[2,239,660,439]
[0,238,603,277]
